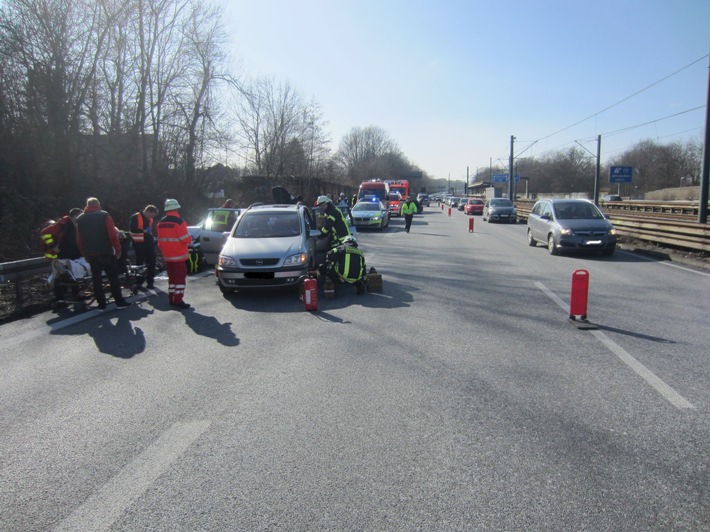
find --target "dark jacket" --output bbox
[319,203,351,245]
[77,205,121,257]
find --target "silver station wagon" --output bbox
[527,198,617,256]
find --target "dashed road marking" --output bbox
[535,281,694,410]
[54,420,211,531]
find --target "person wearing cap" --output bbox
[337,192,348,207]
[76,197,131,310]
[316,195,351,248]
[156,199,192,309]
[401,195,417,233]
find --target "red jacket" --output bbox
[156,210,192,262]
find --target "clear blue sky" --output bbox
[220,0,709,181]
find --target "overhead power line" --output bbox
[536,54,709,143]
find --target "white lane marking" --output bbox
[618,249,710,277]
[589,329,694,409]
[535,281,694,410]
[54,420,211,531]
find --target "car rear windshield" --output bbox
[553,202,603,220]
[234,212,301,238]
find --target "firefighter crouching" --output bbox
[320,236,367,295]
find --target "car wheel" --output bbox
[547,234,558,255]
[527,229,537,247]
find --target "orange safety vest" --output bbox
[130,212,152,243]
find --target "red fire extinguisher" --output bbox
[303,272,318,311]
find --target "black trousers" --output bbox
[86,254,126,306]
[133,242,156,285]
[404,214,414,232]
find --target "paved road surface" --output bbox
[2,206,709,530]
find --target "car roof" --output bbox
[243,204,301,213]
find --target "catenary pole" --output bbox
[508,136,515,199]
[593,135,602,206]
[698,52,709,224]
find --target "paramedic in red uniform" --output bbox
[156,198,192,309]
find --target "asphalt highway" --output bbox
[2,206,709,530]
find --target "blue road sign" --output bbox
[610,166,633,183]
[492,174,520,183]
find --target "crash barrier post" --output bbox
[448,207,452,217]
[569,269,589,320]
[469,217,474,233]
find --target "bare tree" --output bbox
[334,126,405,184]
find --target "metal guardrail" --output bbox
[0,257,52,316]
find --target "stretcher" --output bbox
[49,258,145,311]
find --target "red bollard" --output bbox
[441,202,444,210]
[569,269,589,320]
[448,207,452,217]
[469,217,474,232]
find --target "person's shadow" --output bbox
[51,305,152,358]
[182,309,240,347]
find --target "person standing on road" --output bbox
[76,198,131,310]
[129,205,159,290]
[156,199,192,309]
[401,196,417,233]
[316,195,351,248]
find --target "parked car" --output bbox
[187,207,242,264]
[527,198,617,256]
[388,192,403,217]
[216,204,319,293]
[483,198,517,223]
[351,200,390,230]
[464,198,484,215]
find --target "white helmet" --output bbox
[342,235,357,246]
[317,195,330,206]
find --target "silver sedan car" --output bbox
[216,204,319,293]
[527,198,617,256]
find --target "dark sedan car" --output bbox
[483,198,517,223]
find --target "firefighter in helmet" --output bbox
[316,195,351,248]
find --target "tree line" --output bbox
[0,0,702,261]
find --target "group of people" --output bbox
[48,197,192,311]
